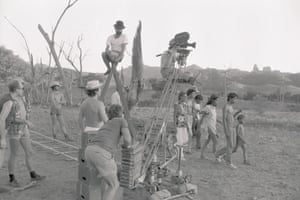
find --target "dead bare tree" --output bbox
[37,0,80,105]
[4,16,40,103]
[45,43,65,105]
[63,35,87,103]
[45,49,54,105]
[63,35,86,88]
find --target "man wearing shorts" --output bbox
[50,81,72,140]
[0,79,45,187]
[85,104,132,200]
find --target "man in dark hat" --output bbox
[102,20,128,75]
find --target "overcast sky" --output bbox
[0,0,299,73]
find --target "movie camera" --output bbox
[168,32,196,66]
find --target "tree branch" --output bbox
[77,34,83,72]
[4,16,32,61]
[52,0,79,41]
[63,43,80,73]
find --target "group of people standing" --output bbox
[174,88,249,169]
[0,19,251,200]
[0,20,131,200]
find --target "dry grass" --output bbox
[0,85,300,200]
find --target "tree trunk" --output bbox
[99,72,113,102]
[111,64,136,140]
[38,24,72,105]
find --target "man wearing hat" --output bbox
[102,20,128,75]
[49,81,72,141]
[78,80,108,133]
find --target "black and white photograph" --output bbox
[0,0,299,199]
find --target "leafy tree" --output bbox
[0,46,28,80]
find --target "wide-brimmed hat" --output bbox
[114,20,125,29]
[86,80,102,90]
[50,81,61,88]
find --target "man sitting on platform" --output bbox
[102,20,128,75]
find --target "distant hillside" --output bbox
[121,64,300,96]
[2,45,300,96]
[121,65,162,85]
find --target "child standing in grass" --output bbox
[232,114,250,165]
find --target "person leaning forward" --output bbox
[0,79,45,187]
[102,20,128,75]
[85,104,132,200]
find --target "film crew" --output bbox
[102,20,128,75]
[0,79,45,187]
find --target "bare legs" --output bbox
[51,114,72,141]
[102,52,111,75]
[200,128,218,159]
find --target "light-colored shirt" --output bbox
[202,105,217,134]
[106,34,128,52]
[111,91,121,106]
[160,50,176,69]
[89,117,128,154]
[50,91,64,111]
